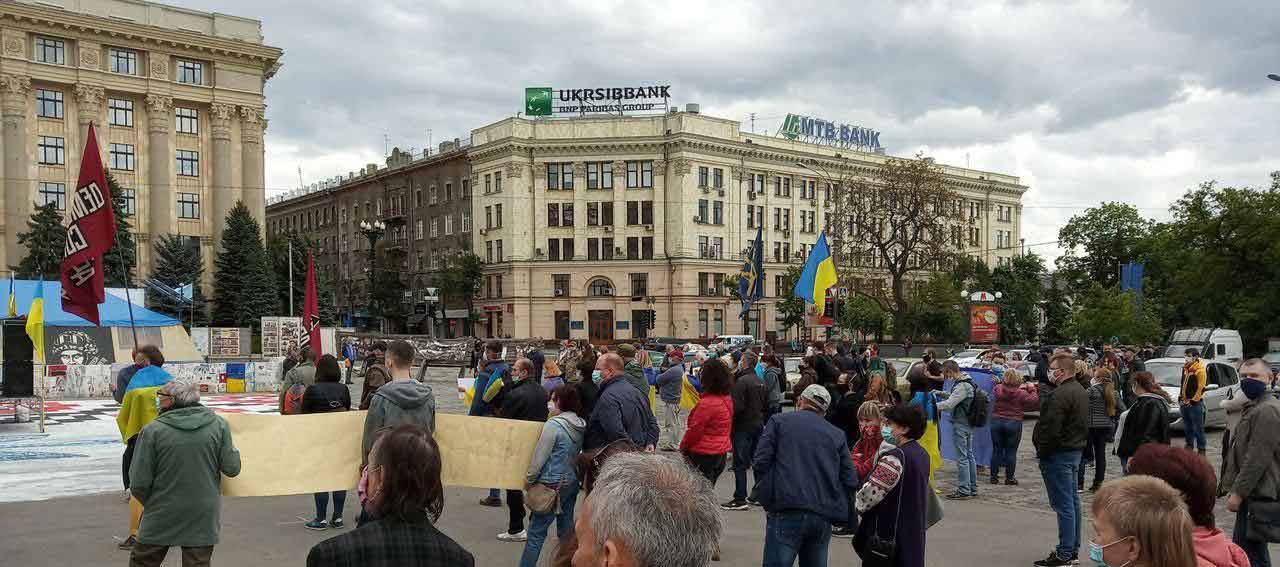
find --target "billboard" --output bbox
[969,304,1000,344]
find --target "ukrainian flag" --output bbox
[6,274,15,317]
[26,279,45,364]
[794,233,838,314]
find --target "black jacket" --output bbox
[497,378,549,422]
[302,382,352,414]
[1033,378,1089,457]
[1116,393,1169,458]
[826,387,866,446]
[813,355,841,385]
[731,369,769,433]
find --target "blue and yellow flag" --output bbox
[794,232,838,315]
[738,226,765,317]
[6,274,15,318]
[26,278,45,364]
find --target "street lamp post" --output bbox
[359,220,386,331]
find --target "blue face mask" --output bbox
[881,426,898,446]
[1241,379,1269,400]
[1088,537,1130,567]
[591,370,604,385]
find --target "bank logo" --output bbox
[777,113,882,151]
[525,87,552,116]
[780,114,803,140]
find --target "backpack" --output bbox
[282,383,306,415]
[959,378,989,428]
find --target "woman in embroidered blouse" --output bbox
[854,404,931,567]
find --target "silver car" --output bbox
[1145,357,1240,430]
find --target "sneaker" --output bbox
[944,492,973,500]
[720,499,750,511]
[479,496,502,507]
[117,535,137,550]
[831,526,857,538]
[1005,479,1019,486]
[1088,483,1102,493]
[1033,551,1073,567]
[329,518,345,529]
[497,530,527,542]
[1077,486,1084,494]
[990,476,1000,485]
[746,498,761,507]
[304,519,328,531]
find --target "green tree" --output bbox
[267,232,337,325]
[437,252,483,336]
[1068,284,1163,345]
[775,264,807,339]
[147,234,209,326]
[839,295,887,340]
[1055,202,1153,294]
[102,172,137,287]
[211,202,278,328]
[991,252,1046,343]
[1040,275,1073,345]
[896,273,967,343]
[11,201,64,280]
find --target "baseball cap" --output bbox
[799,384,831,412]
[616,343,637,358]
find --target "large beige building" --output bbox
[468,110,1026,342]
[0,0,282,283]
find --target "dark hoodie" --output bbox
[362,379,437,465]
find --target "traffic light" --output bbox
[648,309,657,330]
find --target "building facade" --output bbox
[468,111,1026,342]
[0,0,281,285]
[266,143,472,335]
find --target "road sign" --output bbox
[424,288,440,302]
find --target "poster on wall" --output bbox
[969,304,1000,344]
[261,318,281,358]
[261,317,303,358]
[210,328,243,356]
[191,327,211,358]
[45,327,114,366]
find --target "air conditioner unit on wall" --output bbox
[748,191,757,201]
[603,226,613,232]
[701,186,711,194]
[783,229,791,238]
[554,288,565,297]
[717,189,725,197]
[644,224,653,232]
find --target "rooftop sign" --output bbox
[778,113,882,152]
[525,85,670,116]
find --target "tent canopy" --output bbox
[7,279,179,327]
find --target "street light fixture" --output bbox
[1268,74,1280,82]
[359,220,388,331]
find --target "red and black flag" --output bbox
[61,123,116,325]
[302,252,322,359]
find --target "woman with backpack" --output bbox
[1079,367,1125,492]
[302,354,353,530]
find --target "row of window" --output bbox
[36,182,194,218]
[33,37,205,84]
[539,237,657,261]
[37,135,199,176]
[412,212,473,239]
[37,88,201,134]
[545,161,654,190]
[548,273,650,297]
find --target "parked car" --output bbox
[948,349,985,367]
[783,357,803,404]
[1145,357,1240,430]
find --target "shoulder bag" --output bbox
[526,420,567,515]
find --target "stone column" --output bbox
[74,84,105,151]
[239,106,266,231]
[146,94,174,240]
[209,103,236,245]
[2,74,31,269]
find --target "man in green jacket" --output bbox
[615,343,649,398]
[279,346,318,412]
[129,378,241,567]
[1031,352,1089,567]
[1222,358,1280,567]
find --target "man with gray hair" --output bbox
[572,452,722,567]
[128,379,241,567]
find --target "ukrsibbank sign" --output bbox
[779,114,882,152]
[525,85,670,116]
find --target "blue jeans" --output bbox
[732,429,762,501]
[953,421,977,495]
[989,417,1022,481]
[1039,450,1082,559]
[763,510,831,567]
[1233,499,1273,567]
[1181,402,1207,451]
[519,480,580,567]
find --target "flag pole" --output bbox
[288,239,295,316]
[114,230,139,348]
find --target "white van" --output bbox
[1164,328,1244,366]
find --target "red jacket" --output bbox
[681,394,733,455]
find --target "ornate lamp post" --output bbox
[359,220,386,328]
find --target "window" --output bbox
[445,182,453,201]
[495,275,504,297]
[754,174,765,194]
[698,272,719,296]
[177,192,200,219]
[120,188,135,216]
[631,310,651,339]
[36,89,63,118]
[627,237,639,260]
[34,37,65,65]
[562,203,574,226]
[586,162,613,189]
[37,136,65,165]
[630,273,648,297]
[496,240,503,262]
[697,199,708,223]
[553,274,571,294]
[712,201,723,225]
[626,161,653,189]
[495,204,503,228]
[547,163,573,190]
[445,215,454,235]
[484,174,492,194]
[773,241,782,263]
[176,60,203,85]
[548,203,560,226]
[109,48,137,75]
[627,201,639,225]
[783,177,791,197]
[429,186,437,205]
[783,208,791,231]
[431,217,440,238]
[37,182,65,210]
[176,150,199,176]
[485,206,492,229]
[589,278,614,297]
[415,220,424,240]
[747,205,764,229]
[774,177,782,196]
[462,210,472,232]
[699,309,709,337]
[494,171,503,192]
[640,201,653,225]
[175,108,199,134]
[462,179,470,196]
[486,241,493,263]
[698,166,709,188]
[713,309,724,336]
[109,143,135,171]
[642,236,654,259]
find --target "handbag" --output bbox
[926,487,944,529]
[1247,499,1280,543]
[524,482,559,515]
[857,448,904,567]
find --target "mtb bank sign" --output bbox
[525,85,670,116]
[779,114,882,152]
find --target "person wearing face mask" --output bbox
[520,385,586,567]
[1220,358,1280,567]
[494,357,551,543]
[853,404,930,567]
[115,344,171,551]
[1180,348,1209,455]
[833,401,888,539]
[582,353,660,454]
[470,341,509,508]
[1087,475,1197,567]
[126,379,241,567]
[307,424,474,567]
[1032,353,1090,567]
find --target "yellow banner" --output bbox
[218,411,545,497]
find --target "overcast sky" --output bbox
[176,0,1280,263]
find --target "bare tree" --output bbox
[823,153,963,323]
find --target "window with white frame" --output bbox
[38,182,65,210]
[431,217,440,238]
[175,108,199,134]
[626,161,653,189]
[109,143,135,171]
[34,37,65,65]
[176,149,199,177]
[461,210,472,232]
[177,192,200,219]
[38,136,65,165]
[36,89,63,118]
[444,214,453,235]
[108,98,134,127]
[176,60,203,85]
[429,186,437,204]
[110,49,137,75]
[415,220,424,240]
[586,162,613,189]
[120,188,135,216]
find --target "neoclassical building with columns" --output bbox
[468,111,1027,342]
[0,0,281,285]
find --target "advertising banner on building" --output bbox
[969,304,1000,344]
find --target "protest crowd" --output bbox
[108,336,1280,567]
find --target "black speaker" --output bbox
[2,320,34,398]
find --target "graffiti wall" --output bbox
[40,360,285,400]
[45,327,114,366]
